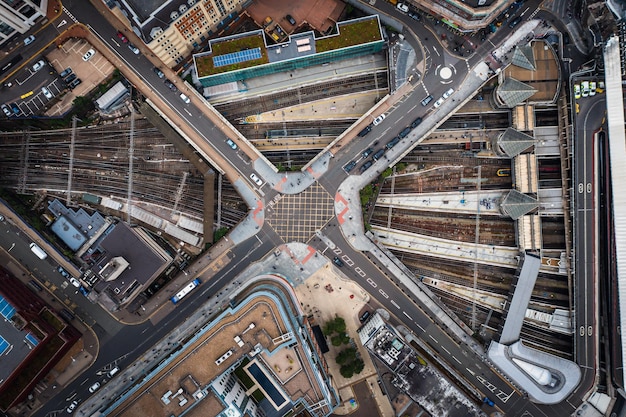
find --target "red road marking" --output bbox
[302,246,316,264]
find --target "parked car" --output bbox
[421,95,433,106]
[359,310,371,323]
[359,160,373,173]
[59,67,72,78]
[79,286,89,296]
[581,81,590,97]
[68,78,82,89]
[357,125,372,137]
[589,81,596,96]
[89,382,101,393]
[32,60,45,72]
[1,104,11,117]
[152,67,164,78]
[250,173,263,186]
[372,114,386,126]
[66,400,78,413]
[362,148,373,158]
[508,16,522,28]
[116,31,128,43]
[433,97,445,108]
[41,87,53,99]
[344,161,357,173]
[179,93,190,104]
[332,257,344,267]
[286,14,296,25]
[399,127,411,138]
[128,43,140,54]
[397,3,409,13]
[443,87,454,99]
[10,103,20,115]
[57,266,70,278]
[386,137,400,149]
[23,35,35,46]
[69,277,81,288]
[82,48,96,61]
[408,11,420,20]
[410,117,422,128]
[64,73,77,84]
[574,84,581,99]
[483,397,495,407]
[372,149,385,161]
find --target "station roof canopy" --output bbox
[498,127,535,158]
[512,45,536,71]
[496,77,537,107]
[500,190,539,220]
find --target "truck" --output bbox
[29,243,47,260]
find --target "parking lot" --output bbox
[1,39,115,117]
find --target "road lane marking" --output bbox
[429,334,438,343]
[453,356,462,364]
[416,323,425,332]
[403,311,412,320]
[391,300,400,309]
[441,345,450,354]
[379,289,389,298]
[367,278,377,288]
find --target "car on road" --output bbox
[82,48,96,61]
[362,148,373,158]
[442,87,454,99]
[285,14,296,25]
[58,266,70,278]
[386,136,400,149]
[179,93,190,104]
[153,67,164,78]
[164,79,178,91]
[420,95,433,106]
[32,60,45,72]
[372,114,386,126]
[69,277,81,288]
[344,161,357,173]
[359,310,371,323]
[596,81,605,93]
[41,87,53,99]
[79,286,89,296]
[408,11,420,20]
[396,3,409,13]
[66,400,78,413]
[332,257,344,267]
[60,67,72,78]
[372,148,385,161]
[574,84,581,99]
[89,382,101,393]
[1,104,11,117]
[250,173,263,186]
[508,16,522,28]
[589,81,596,96]
[226,138,237,149]
[399,127,411,138]
[359,160,372,173]
[68,78,82,89]
[24,35,35,46]
[433,97,445,108]
[128,43,140,54]
[410,117,422,128]
[483,397,495,407]
[357,125,372,137]
[116,31,128,43]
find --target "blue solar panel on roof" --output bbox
[247,362,286,406]
[213,47,262,68]
[0,297,15,320]
[0,335,9,355]
[26,333,39,346]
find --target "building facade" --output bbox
[0,0,48,46]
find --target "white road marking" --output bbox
[403,311,413,320]
[391,300,400,309]
[453,356,462,364]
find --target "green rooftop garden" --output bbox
[315,18,382,53]
[196,33,269,77]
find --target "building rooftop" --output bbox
[194,15,383,78]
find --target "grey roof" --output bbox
[496,77,537,107]
[88,222,168,299]
[267,33,316,63]
[512,45,536,71]
[498,127,535,158]
[500,190,539,220]
[48,199,106,250]
[499,253,541,344]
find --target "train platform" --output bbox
[376,190,506,216]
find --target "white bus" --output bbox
[170,278,201,304]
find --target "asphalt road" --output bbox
[2,0,598,416]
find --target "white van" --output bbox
[107,366,120,378]
[29,243,47,260]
